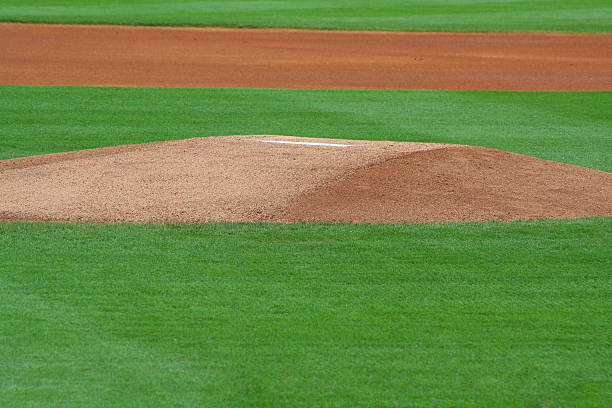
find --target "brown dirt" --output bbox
[285,145,612,223]
[1,136,610,223]
[1,23,610,91]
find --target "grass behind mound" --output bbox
[0,0,610,33]
[2,86,611,172]
[1,219,611,407]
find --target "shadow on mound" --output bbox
[281,145,612,223]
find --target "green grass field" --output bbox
[1,0,610,33]
[2,2,612,405]
[1,219,611,407]
[1,85,611,406]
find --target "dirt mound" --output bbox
[0,136,610,223]
[1,23,611,91]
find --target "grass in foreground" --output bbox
[0,0,610,33]
[2,86,611,171]
[1,219,611,407]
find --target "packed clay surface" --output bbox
[1,136,610,223]
[1,23,610,91]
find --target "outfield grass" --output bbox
[2,86,611,171]
[0,0,610,33]
[1,219,611,407]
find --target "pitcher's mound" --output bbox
[1,135,610,223]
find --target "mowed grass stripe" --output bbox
[1,219,611,407]
[2,86,611,171]
[0,0,610,33]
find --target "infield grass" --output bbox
[0,0,610,33]
[2,86,611,171]
[1,85,611,406]
[1,219,611,407]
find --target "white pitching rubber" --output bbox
[259,140,353,147]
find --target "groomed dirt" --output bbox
[1,136,610,223]
[1,23,610,91]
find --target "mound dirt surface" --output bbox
[0,136,610,223]
[1,23,611,91]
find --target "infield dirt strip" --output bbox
[0,23,611,90]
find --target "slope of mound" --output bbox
[0,136,610,223]
[281,146,612,223]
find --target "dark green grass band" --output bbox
[1,0,610,33]
[2,86,610,171]
[1,219,611,407]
